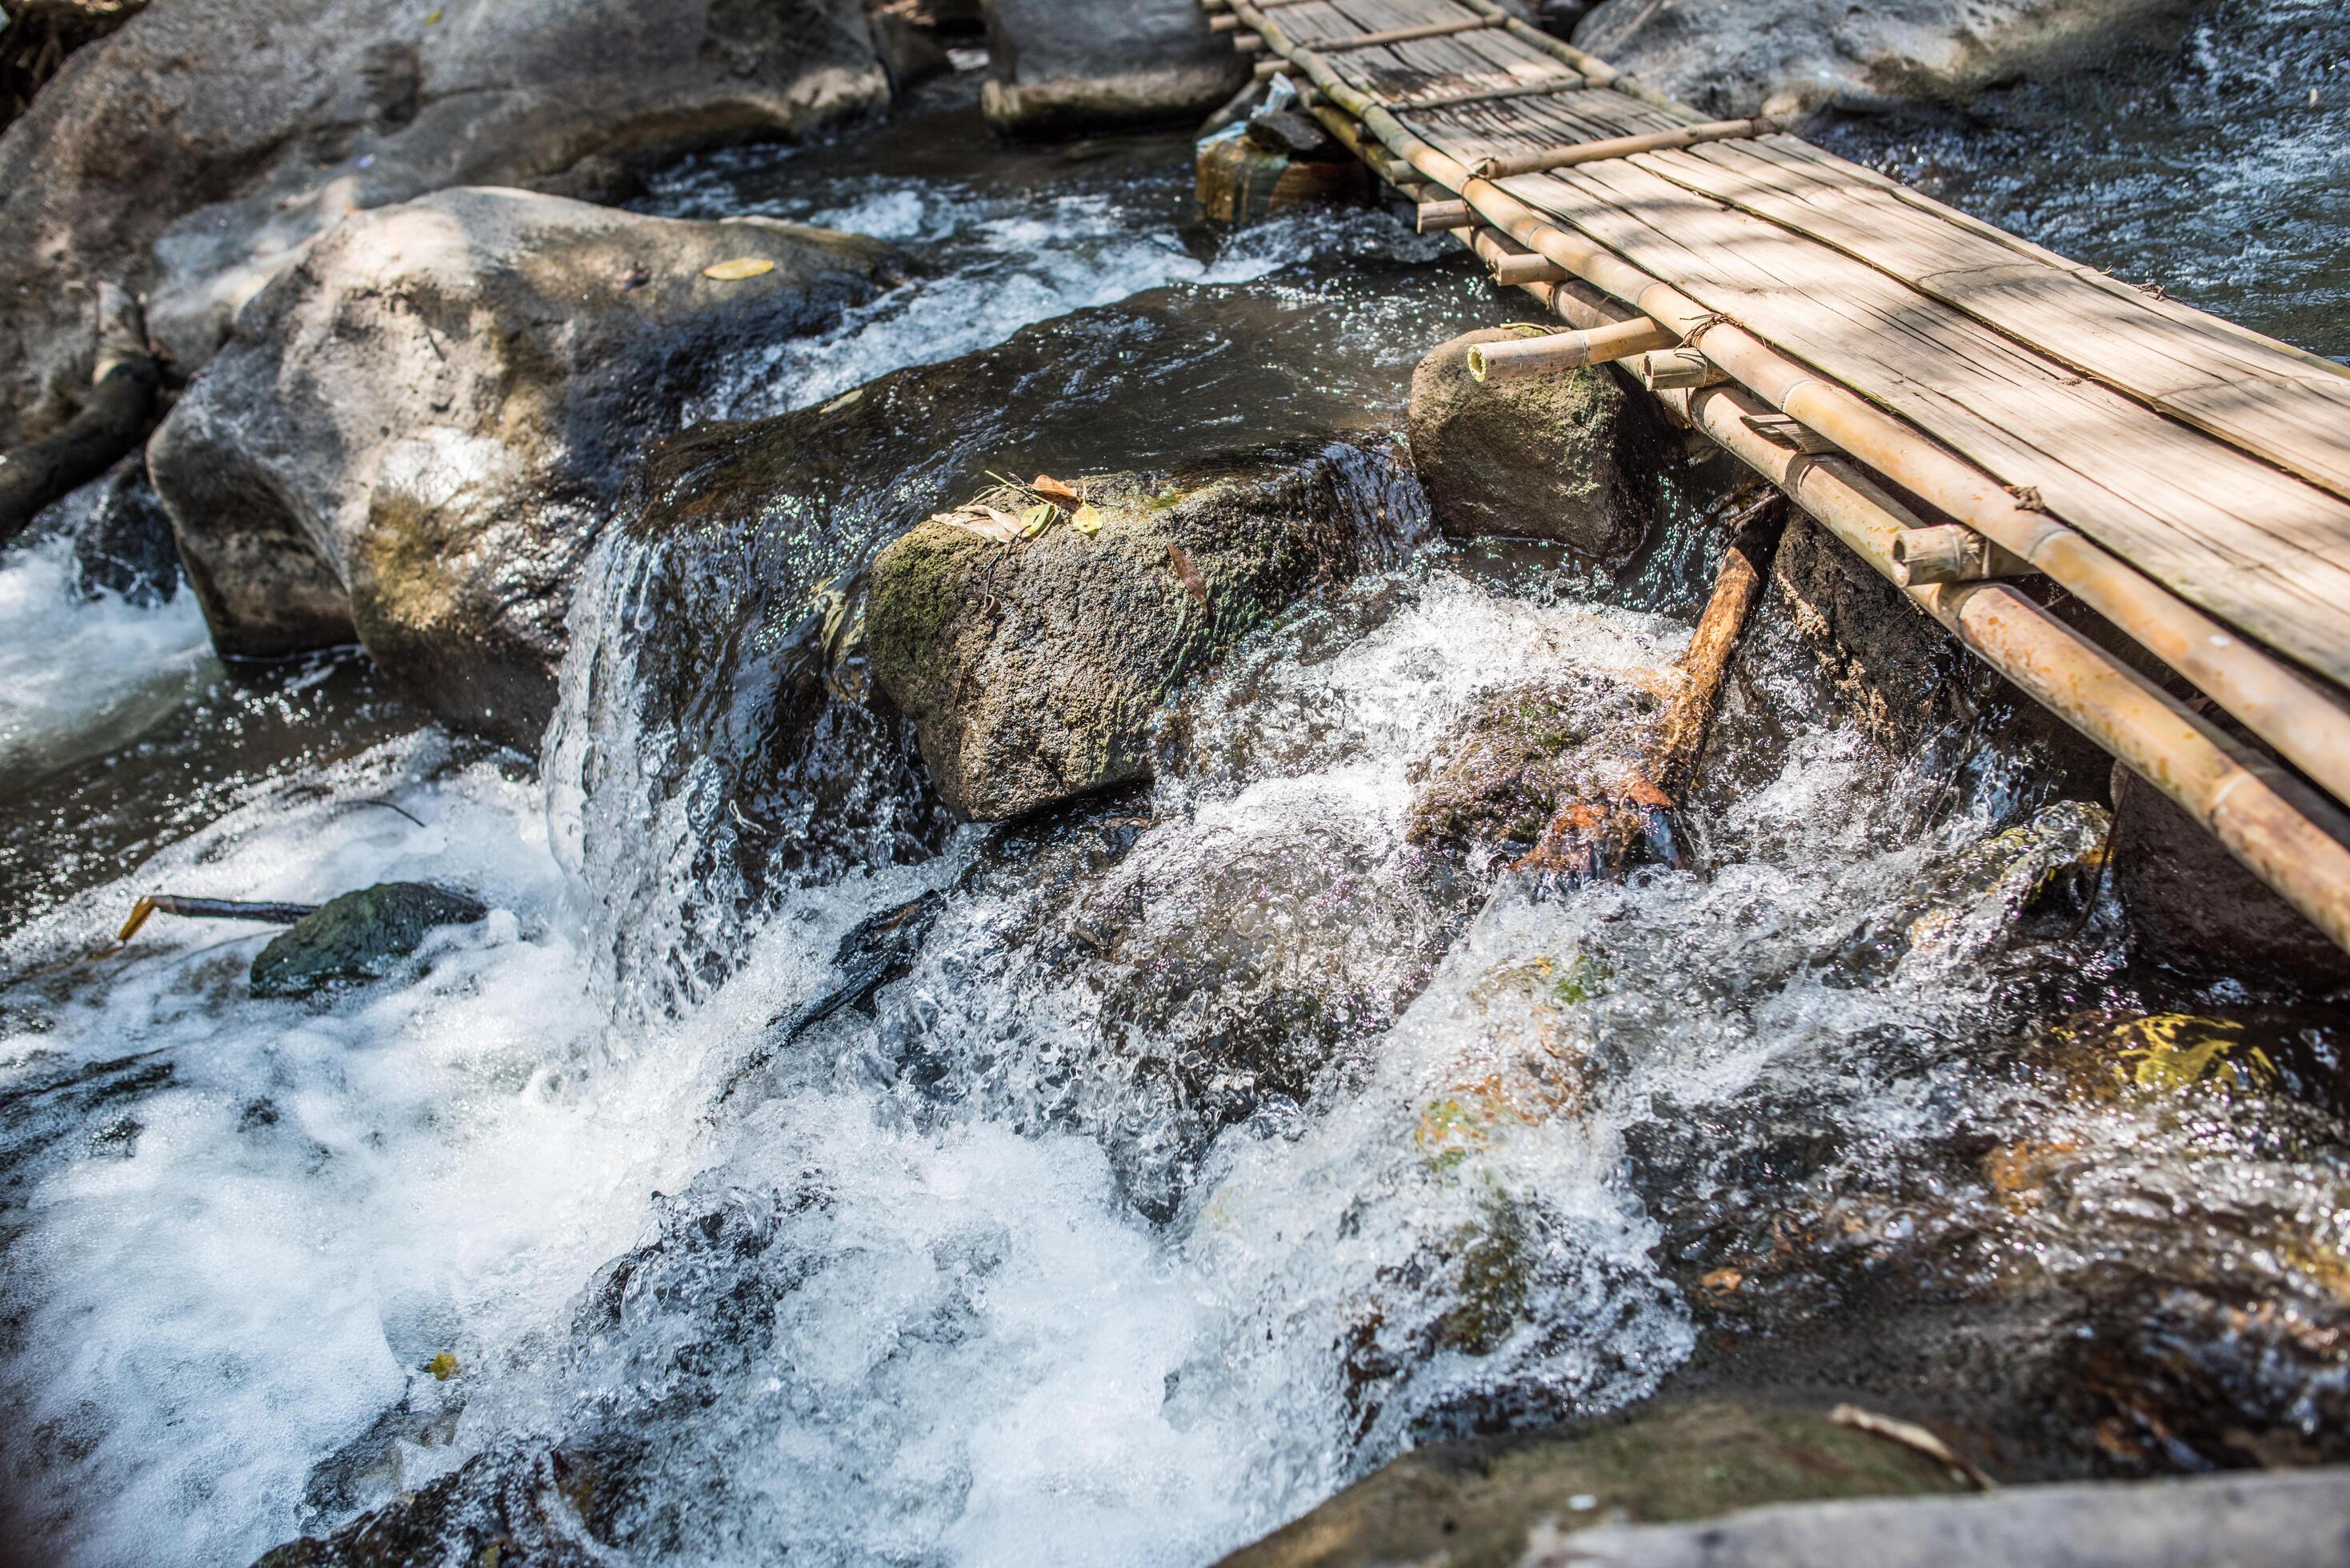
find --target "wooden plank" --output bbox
[1629,136,2350,503]
[1504,156,2350,682]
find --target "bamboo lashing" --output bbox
[1893,524,2036,586]
[1468,320,1680,381]
[1634,348,1727,390]
[1472,118,1782,179]
[1673,380,2350,953]
[1219,0,2350,819]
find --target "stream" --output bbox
[2,10,2348,1565]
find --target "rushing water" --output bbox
[2,25,2348,1568]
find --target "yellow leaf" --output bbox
[423,7,443,22]
[703,257,776,282]
[819,387,864,414]
[428,1351,459,1380]
[1071,502,1103,537]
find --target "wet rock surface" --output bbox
[980,0,1250,136]
[867,446,1427,822]
[149,188,899,744]
[1407,330,1657,560]
[70,458,179,608]
[1574,0,2200,117]
[1407,672,1664,865]
[0,0,889,448]
[1216,1400,1967,1567]
[249,882,487,999]
[2109,759,2350,994]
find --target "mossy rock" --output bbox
[866,447,1419,822]
[1216,1400,1972,1568]
[1407,674,1663,861]
[1406,327,1661,559]
[249,882,488,999]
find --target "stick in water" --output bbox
[118,895,322,943]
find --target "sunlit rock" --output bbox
[149,189,899,744]
[0,0,891,449]
[979,0,1248,136]
[1407,329,1659,560]
[866,446,1427,822]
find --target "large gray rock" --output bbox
[1407,329,1657,559]
[0,0,889,451]
[1573,0,2198,117]
[866,447,1426,822]
[149,187,898,745]
[980,0,1250,135]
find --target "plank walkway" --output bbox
[1208,0,2350,696]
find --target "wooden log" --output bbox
[1471,118,1780,180]
[0,284,158,550]
[118,894,319,942]
[1678,378,2350,954]
[1306,17,1504,53]
[1633,348,1727,390]
[1223,0,2350,814]
[1655,496,1788,798]
[1467,318,1679,381]
[1892,523,2036,586]
[1414,198,1473,232]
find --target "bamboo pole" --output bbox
[1221,0,2350,815]
[1448,0,1695,117]
[1307,16,1505,52]
[1468,319,1680,380]
[1472,118,1782,179]
[1415,198,1474,231]
[1471,229,1571,286]
[1673,380,2350,954]
[1633,347,1727,390]
[1209,12,1240,32]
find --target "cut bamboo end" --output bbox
[1468,319,1679,382]
[1209,12,1240,31]
[1252,58,1286,81]
[1634,348,1727,390]
[1414,198,1474,233]
[1892,524,2037,586]
[1234,31,1265,53]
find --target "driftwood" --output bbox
[0,283,159,549]
[118,894,320,942]
[1515,494,1788,886]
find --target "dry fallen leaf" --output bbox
[703,257,777,282]
[1167,543,1208,604]
[1031,474,1081,504]
[936,506,1023,543]
[1699,1266,1743,1296]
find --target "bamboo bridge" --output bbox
[1202,0,2350,955]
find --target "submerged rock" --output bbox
[1573,0,2199,117]
[1407,329,1657,560]
[866,446,1426,822]
[70,458,180,607]
[2109,759,2350,993]
[980,0,1249,135]
[249,882,487,999]
[1407,673,1665,864]
[150,188,897,743]
[0,0,890,449]
[1217,1400,1968,1567]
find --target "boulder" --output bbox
[1572,0,2198,118]
[979,0,1250,136]
[1215,1400,1969,1568]
[148,187,899,744]
[1195,120,1370,226]
[1407,329,1658,559]
[0,0,891,450]
[249,882,487,999]
[2109,760,2350,994]
[865,447,1425,822]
